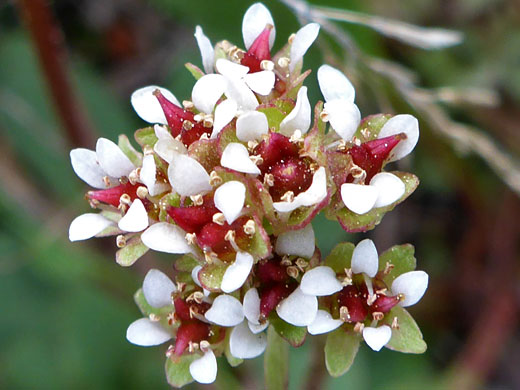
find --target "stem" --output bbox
[17,0,95,147]
[264,326,289,390]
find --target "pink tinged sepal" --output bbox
[276,287,318,326]
[126,318,171,346]
[236,111,268,142]
[131,86,180,125]
[275,223,315,259]
[189,349,217,384]
[300,266,343,296]
[96,138,136,178]
[324,100,361,141]
[141,222,192,254]
[391,271,429,307]
[242,3,275,50]
[194,25,214,74]
[204,295,244,326]
[243,71,275,96]
[142,269,176,308]
[229,320,267,359]
[69,213,113,242]
[340,183,378,215]
[370,172,406,208]
[70,148,114,189]
[273,166,327,213]
[168,154,212,196]
[221,143,261,175]
[192,74,226,114]
[214,181,246,224]
[377,114,419,162]
[221,251,254,293]
[351,238,379,277]
[317,64,356,103]
[118,199,149,232]
[279,86,311,137]
[289,23,320,72]
[307,310,342,335]
[243,288,261,325]
[211,99,238,138]
[363,325,392,352]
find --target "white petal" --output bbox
[318,65,356,103]
[230,321,267,359]
[289,23,320,72]
[325,100,361,141]
[141,222,191,254]
[211,99,238,138]
[243,288,261,325]
[154,138,187,163]
[224,77,259,111]
[242,3,275,50]
[126,318,171,346]
[70,148,112,189]
[216,59,250,79]
[221,251,254,293]
[391,270,429,307]
[204,294,244,326]
[275,223,315,258]
[279,86,311,136]
[189,350,217,384]
[154,124,174,141]
[221,143,260,175]
[351,239,379,278]
[300,266,343,296]
[276,287,317,326]
[192,74,226,114]
[248,321,269,334]
[363,325,392,352]
[307,310,342,335]
[191,265,202,287]
[194,25,214,74]
[142,269,176,308]
[69,213,113,241]
[214,181,246,224]
[243,70,275,96]
[340,183,378,215]
[131,86,180,125]
[96,138,135,178]
[118,199,149,232]
[377,114,419,162]
[236,111,268,142]
[140,154,169,196]
[370,172,405,208]
[168,154,212,196]
[273,166,327,213]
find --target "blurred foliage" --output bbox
[0,0,519,389]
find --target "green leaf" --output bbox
[135,126,158,149]
[165,354,198,388]
[257,104,288,132]
[270,315,307,347]
[198,262,227,291]
[188,138,221,172]
[115,235,149,267]
[158,192,181,222]
[264,326,288,390]
[335,172,419,232]
[378,244,416,284]
[382,306,427,354]
[324,242,355,273]
[174,254,201,272]
[324,328,361,377]
[354,113,392,141]
[118,134,142,166]
[185,62,204,80]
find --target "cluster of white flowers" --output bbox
[69,3,427,387]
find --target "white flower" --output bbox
[213,181,246,224]
[363,325,392,351]
[141,222,192,254]
[318,65,361,141]
[376,114,420,162]
[221,252,254,293]
[279,86,311,137]
[242,3,276,51]
[391,270,429,307]
[194,25,215,74]
[236,111,269,142]
[131,86,180,125]
[276,287,318,326]
[189,349,218,384]
[142,269,176,308]
[168,153,212,197]
[69,213,114,242]
[307,310,343,335]
[204,294,244,326]
[351,238,379,278]
[221,142,261,175]
[275,223,315,259]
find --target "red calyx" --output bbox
[371,294,400,314]
[241,25,272,73]
[154,90,210,146]
[337,285,368,323]
[269,158,313,201]
[255,132,299,171]
[173,321,210,356]
[256,257,288,283]
[196,216,249,261]
[346,134,403,182]
[259,282,293,319]
[167,201,218,234]
[88,182,140,207]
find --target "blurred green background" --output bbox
[1,0,519,389]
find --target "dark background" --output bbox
[1,0,519,388]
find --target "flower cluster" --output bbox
[69,3,427,387]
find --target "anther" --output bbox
[243,219,256,236]
[209,171,222,186]
[372,311,384,321]
[185,232,197,245]
[136,186,148,199]
[287,265,299,279]
[280,256,292,267]
[167,312,175,326]
[165,345,175,358]
[353,322,365,333]
[295,258,308,272]
[339,306,351,322]
[190,194,204,206]
[277,57,290,68]
[263,173,274,187]
[116,235,126,248]
[182,120,194,131]
[319,110,330,122]
[289,129,303,144]
[224,230,236,242]
[280,191,295,203]
[212,212,226,225]
[260,59,274,71]
[149,313,160,322]
[182,100,195,110]
[203,116,213,128]
[128,169,140,185]
[199,340,211,352]
[193,114,203,123]
[250,155,264,165]
[247,140,259,152]
[383,262,394,275]
[391,316,400,330]
[119,193,132,206]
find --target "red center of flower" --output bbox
[172,297,211,356]
[241,25,272,73]
[88,182,142,208]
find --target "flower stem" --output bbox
[264,325,289,390]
